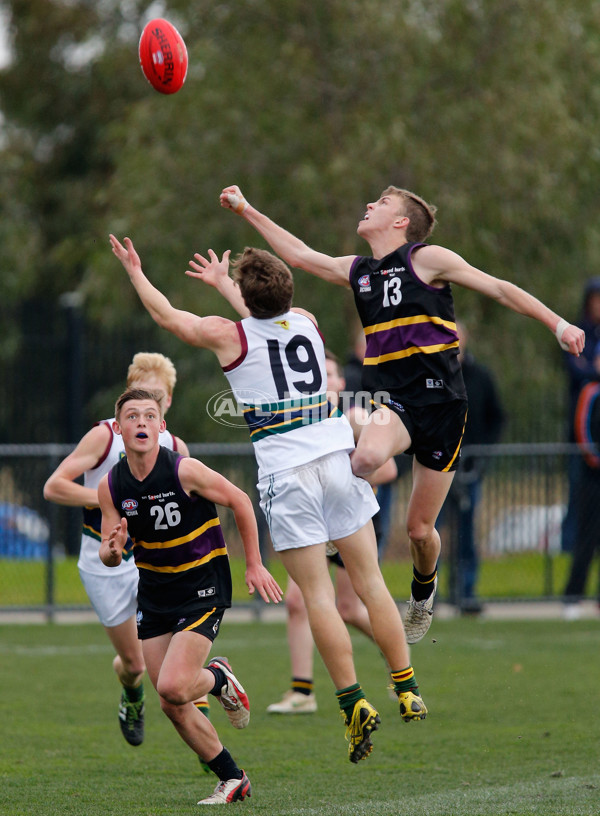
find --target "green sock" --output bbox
[390,666,419,695]
[195,700,211,719]
[123,682,144,703]
[336,683,364,721]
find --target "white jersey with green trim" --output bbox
[78,419,176,576]
[222,311,354,479]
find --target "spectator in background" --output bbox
[563,339,600,619]
[561,278,600,553]
[441,322,505,613]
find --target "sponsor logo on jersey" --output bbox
[358,274,371,292]
[387,398,406,413]
[121,499,138,511]
[274,319,290,330]
[426,379,444,389]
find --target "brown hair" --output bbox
[382,186,438,242]
[324,348,343,378]
[231,247,294,319]
[126,352,177,396]
[114,388,164,422]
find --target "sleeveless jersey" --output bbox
[108,446,231,617]
[349,244,467,406]
[79,419,177,576]
[223,311,355,478]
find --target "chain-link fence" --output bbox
[0,442,594,621]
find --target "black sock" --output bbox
[411,565,437,601]
[291,677,313,696]
[207,747,243,781]
[207,665,227,696]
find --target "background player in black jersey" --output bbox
[99,388,282,806]
[219,183,585,642]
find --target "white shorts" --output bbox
[78,567,139,628]
[258,450,380,552]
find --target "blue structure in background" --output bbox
[0,503,49,559]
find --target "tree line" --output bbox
[1,0,598,443]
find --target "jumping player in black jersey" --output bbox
[219,183,585,642]
[98,388,282,806]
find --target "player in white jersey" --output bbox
[109,235,427,764]
[43,352,188,747]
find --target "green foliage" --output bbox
[2,1,600,439]
[1,618,599,815]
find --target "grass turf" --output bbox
[1,618,598,815]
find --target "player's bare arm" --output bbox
[186,248,251,318]
[412,244,585,357]
[173,436,190,457]
[220,185,354,287]
[109,234,242,364]
[43,423,112,507]
[98,476,127,567]
[178,458,283,604]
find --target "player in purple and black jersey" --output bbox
[99,388,281,806]
[219,182,585,643]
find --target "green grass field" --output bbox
[1,617,599,816]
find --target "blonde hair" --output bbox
[382,186,438,242]
[126,352,177,396]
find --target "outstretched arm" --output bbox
[178,458,283,604]
[413,245,585,357]
[219,185,354,288]
[109,234,240,361]
[98,476,127,567]
[186,248,251,318]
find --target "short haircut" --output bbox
[126,352,177,396]
[324,348,342,377]
[231,247,294,319]
[382,186,438,242]
[114,388,164,422]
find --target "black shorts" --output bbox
[376,397,468,473]
[136,605,227,641]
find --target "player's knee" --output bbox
[157,677,188,706]
[159,696,186,722]
[407,520,433,548]
[351,446,382,477]
[113,653,145,681]
[286,587,306,618]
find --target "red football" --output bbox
[138,18,188,95]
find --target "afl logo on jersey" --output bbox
[121,499,138,515]
[358,274,371,292]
